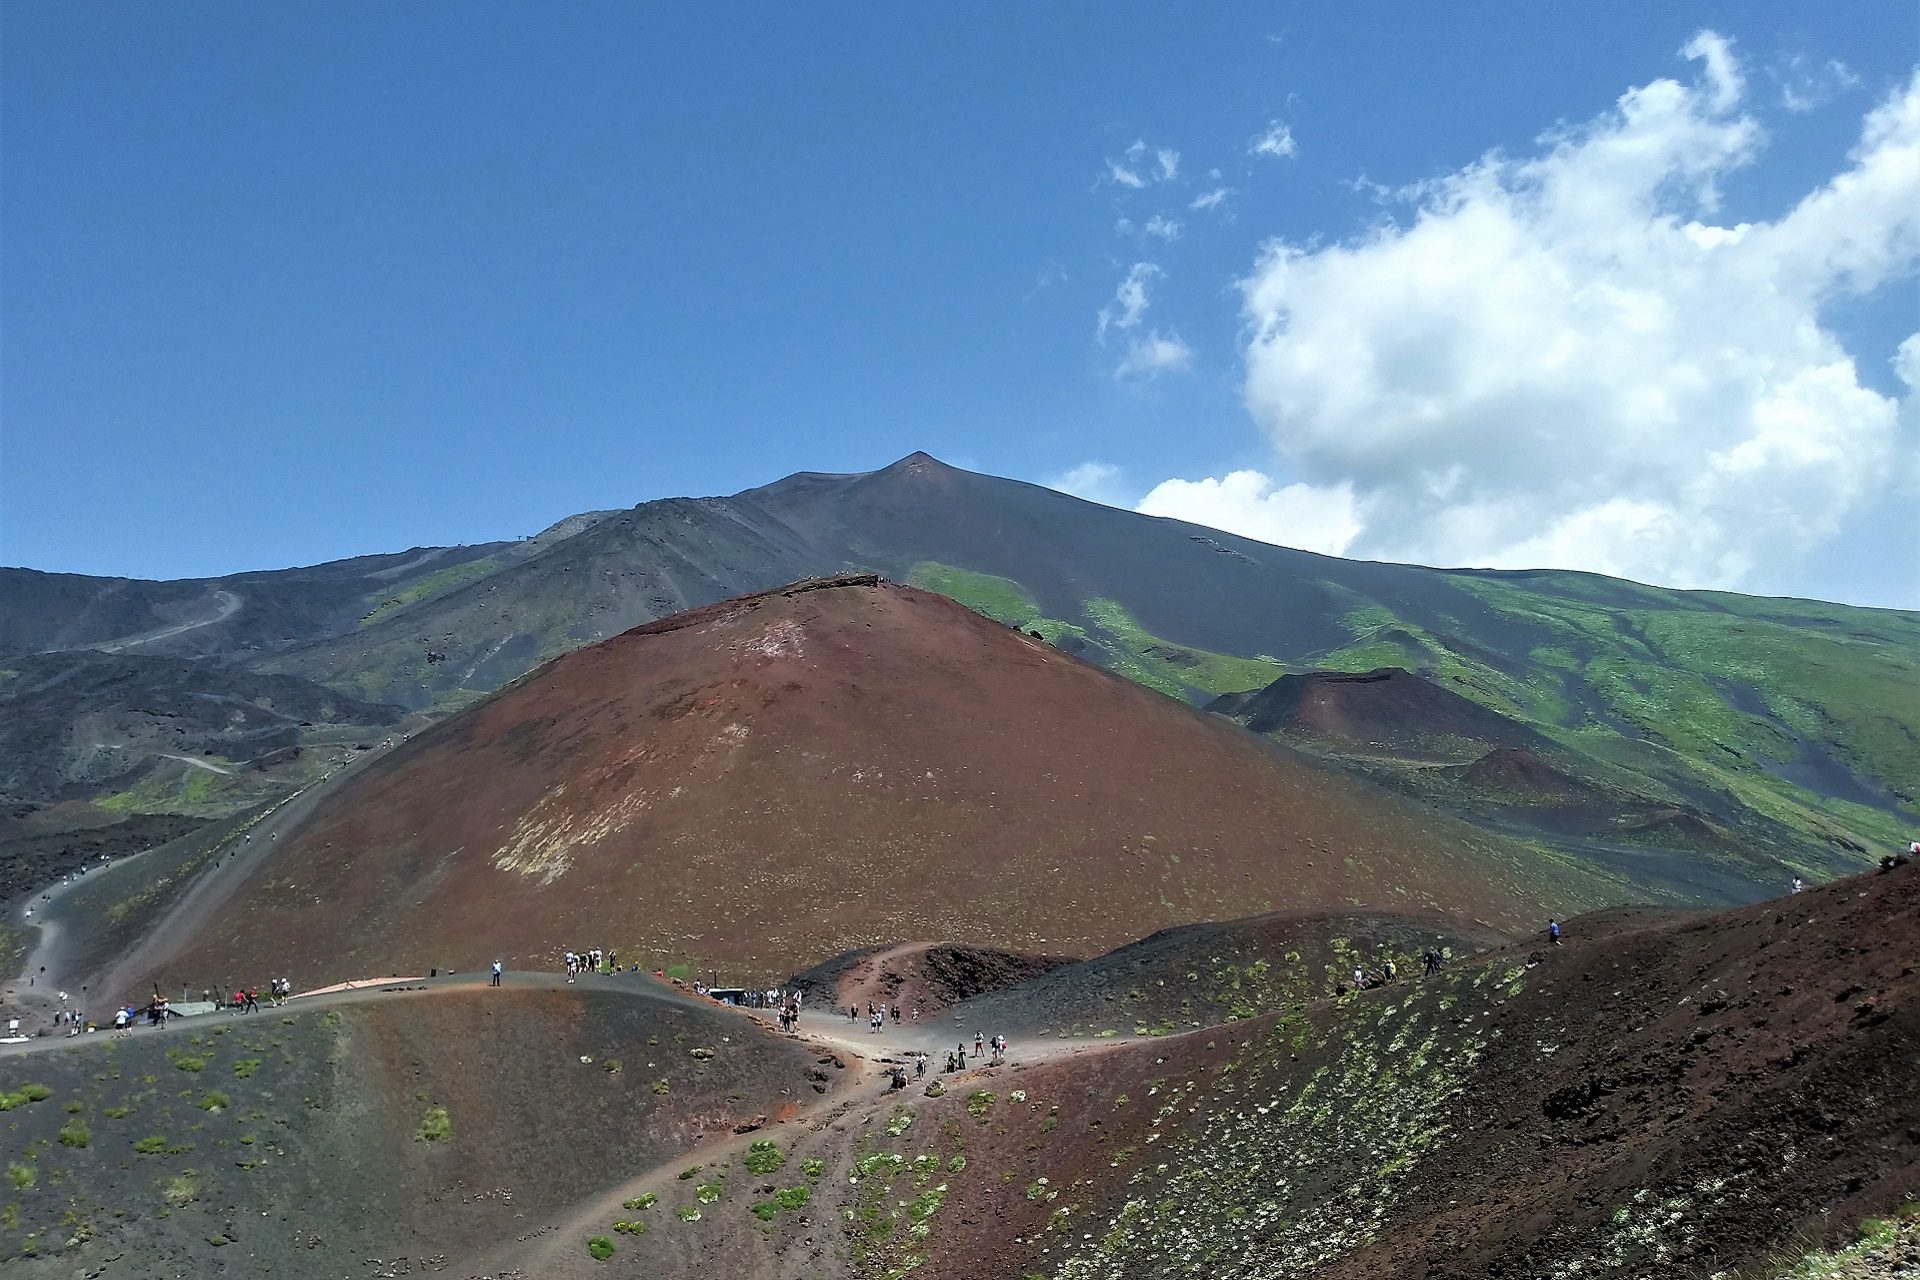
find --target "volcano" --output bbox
[1209,666,1555,761]
[140,577,1606,989]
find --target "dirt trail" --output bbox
[92,587,241,652]
[155,752,236,775]
[484,985,1139,1279]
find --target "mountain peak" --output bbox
[881,450,953,473]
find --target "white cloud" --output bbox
[1143,214,1182,241]
[1096,262,1160,343]
[1052,461,1125,504]
[1137,472,1361,555]
[1156,34,1920,592]
[1681,31,1742,113]
[1189,187,1232,212]
[1249,121,1297,159]
[1116,331,1194,380]
[1772,54,1860,113]
[1105,139,1181,190]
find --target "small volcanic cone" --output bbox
[1213,666,1550,760]
[148,578,1598,986]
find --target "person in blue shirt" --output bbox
[1548,919,1562,946]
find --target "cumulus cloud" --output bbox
[1052,461,1125,504]
[1106,161,1146,189]
[1153,35,1920,591]
[1143,214,1182,241]
[1116,332,1194,380]
[1249,121,1298,159]
[1096,262,1160,343]
[1190,187,1232,212]
[1138,472,1361,555]
[1156,148,1180,181]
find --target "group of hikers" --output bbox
[1347,949,1452,992]
[563,948,616,975]
[851,1000,918,1029]
[948,1031,1005,1071]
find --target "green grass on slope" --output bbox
[1440,575,1919,858]
[1637,610,1920,795]
[96,760,251,817]
[360,557,500,628]
[905,562,1041,625]
[905,562,1285,697]
[1082,598,1284,696]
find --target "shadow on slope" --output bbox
[945,908,1507,1041]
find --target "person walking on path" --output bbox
[1547,919,1562,946]
[491,960,503,987]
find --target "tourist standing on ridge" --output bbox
[491,960,503,987]
[1792,877,1804,894]
[1548,919,1562,946]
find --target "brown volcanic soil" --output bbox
[7,868,1915,1279]
[498,866,1920,1280]
[142,577,1605,991]
[788,940,1075,1016]
[893,864,1920,1280]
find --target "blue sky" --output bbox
[3,6,1915,605]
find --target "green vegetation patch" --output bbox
[361,557,501,628]
[1084,598,1284,697]
[0,1084,52,1110]
[586,1235,616,1260]
[742,1139,785,1175]
[907,562,1042,626]
[417,1105,451,1142]
[751,1186,810,1221]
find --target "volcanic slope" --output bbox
[865,863,1920,1280]
[16,453,1917,884]
[0,976,839,1280]
[1208,667,1558,760]
[487,862,1919,1280]
[142,577,1613,990]
[1211,667,1748,881]
[940,907,1506,1040]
